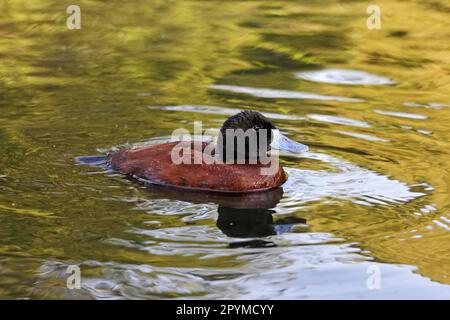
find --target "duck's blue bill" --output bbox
[271,130,309,154]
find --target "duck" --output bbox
[108,110,308,193]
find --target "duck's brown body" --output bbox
[109,141,287,193]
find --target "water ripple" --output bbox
[35,245,450,299]
[280,151,424,210]
[152,105,305,120]
[295,68,396,85]
[404,102,449,109]
[209,84,363,102]
[335,130,390,142]
[307,114,371,128]
[374,110,428,120]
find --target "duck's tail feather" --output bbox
[75,155,109,167]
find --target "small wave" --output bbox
[307,114,371,128]
[152,105,305,120]
[295,68,396,85]
[335,130,389,142]
[280,151,425,210]
[208,84,363,102]
[403,102,449,109]
[374,109,428,120]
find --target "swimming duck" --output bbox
[108,110,308,193]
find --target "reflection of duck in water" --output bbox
[108,110,308,193]
[137,184,306,248]
[217,206,306,248]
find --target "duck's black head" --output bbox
[220,110,276,133]
[217,110,308,163]
[217,110,275,163]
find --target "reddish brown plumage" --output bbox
[108,141,287,193]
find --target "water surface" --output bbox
[1,0,450,299]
